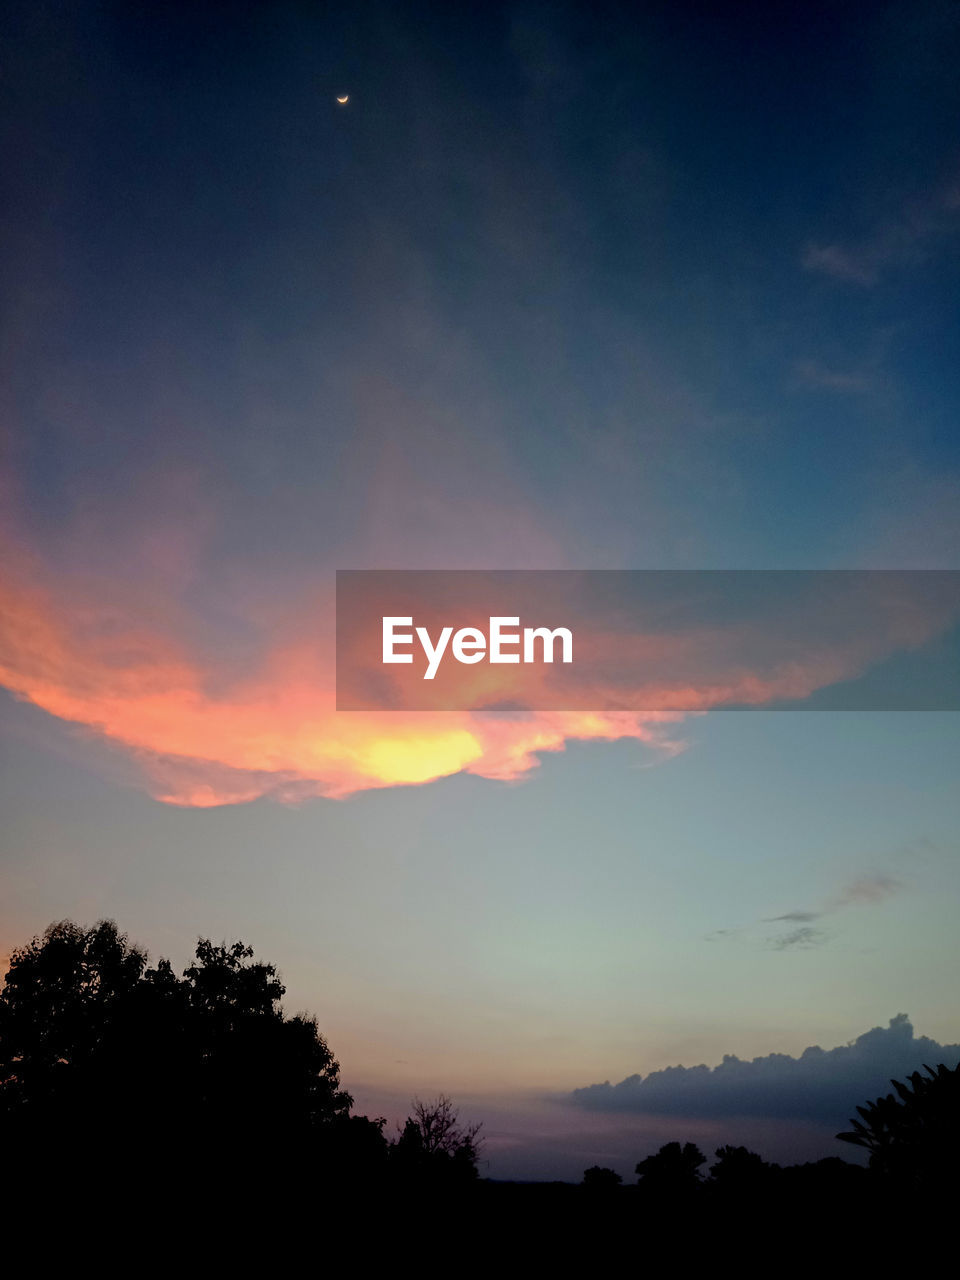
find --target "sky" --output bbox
[1,0,959,1181]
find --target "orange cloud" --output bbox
[0,558,685,805]
[3,555,957,807]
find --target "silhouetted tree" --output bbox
[709,1144,776,1189]
[317,1112,390,1187]
[0,919,353,1179]
[390,1094,483,1185]
[582,1165,623,1190]
[635,1141,706,1195]
[837,1062,960,1187]
[0,920,150,1142]
[177,938,350,1149]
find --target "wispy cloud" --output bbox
[802,173,960,287]
[829,873,903,910]
[769,926,827,951]
[792,359,874,394]
[802,243,878,286]
[710,869,907,952]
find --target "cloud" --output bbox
[711,870,908,951]
[2,530,958,806]
[769,926,826,951]
[571,1015,960,1123]
[802,172,960,287]
[792,359,874,394]
[828,873,903,910]
[801,244,878,286]
[0,552,687,804]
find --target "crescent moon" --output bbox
[336,95,349,104]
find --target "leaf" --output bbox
[837,1131,867,1148]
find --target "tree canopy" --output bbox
[837,1062,960,1187]
[0,919,352,1169]
[635,1141,707,1194]
[389,1094,483,1183]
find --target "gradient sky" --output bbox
[2,0,959,1180]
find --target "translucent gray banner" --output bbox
[336,570,960,711]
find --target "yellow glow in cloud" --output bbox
[9,547,950,807]
[0,562,684,805]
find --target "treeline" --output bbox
[1,919,956,1214]
[0,920,479,1197]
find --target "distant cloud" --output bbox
[802,244,877,286]
[770,926,826,951]
[802,172,960,286]
[710,870,907,951]
[829,873,903,910]
[571,1015,960,1123]
[793,359,873,393]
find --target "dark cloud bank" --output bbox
[571,1016,960,1125]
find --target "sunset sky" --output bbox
[2,0,959,1180]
